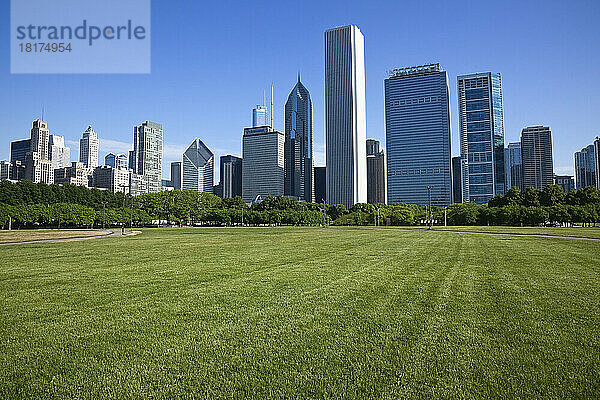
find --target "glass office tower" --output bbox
[457,72,506,203]
[505,142,523,190]
[385,64,452,206]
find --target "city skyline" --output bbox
[2,1,597,183]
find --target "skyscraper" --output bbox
[170,161,182,190]
[219,155,242,198]
[554,175,575,193]
[521,126,554,190]
[242,126,284,203]
[132,121,163,194]
[182,138,214,193]
[324,25,367,208]
[505,142,523,190]
[457,72,506,203]
[366,139,386,204]
[284,75,313,202]
[452,156,462,203]
[104,153,128,169]
[252,105,269,127]
[10,139,30,163]
[49,135,70,170]
[575,144,596,189]
[385,64,452,206]
[24,120,53,184]
[595,137,600,190]
[314,166,326,204]
[79,125,99,169]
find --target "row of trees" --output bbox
[1,180,599,229]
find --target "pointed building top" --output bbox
[297,72,301,83]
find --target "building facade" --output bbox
[182,138,214,193]
[574,144,596,190]
[242,126,284,203]
[79,126,99,169]
[10,139,30,163]
[49,135,70,170]
[366,139,386,204]
[93,166,131,193]
[521,126,553,190]
[170,161,182,190]
[54,162,89,187]
[452,156,462,203]
[284,76,313,202]
[314,166,326,204]
[324,25,367,208]
[505,142,523,190]
[385,64,452,206]
[131,121,163,193]
[595,137,600,190]
[554,175,575,193]
[252,105,269,127]
[25,120,53,184]
[105,153,128,169]
[457,72,506,204]
[219,155,242,198]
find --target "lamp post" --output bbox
[427,186,433,230]
[101,201,107,230]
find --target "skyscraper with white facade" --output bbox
[324,25,367,208]
[25,120,53,184]
[182,138,214,193]
[49,135,70,170]
[252,105,269,127]
[79,126,99,169]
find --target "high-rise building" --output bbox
[314,166,326,204]
[219,155,242,198]
[104,153,128,169]
[554,175,575,193]
[93,166,131,193]
[48,135,70,170]
[10,139,31,163]
[575,144,596,190]
[366,139,386,204]
[284,75,313,202]
[79,125,99,169]
[0,161,11,180]
[54,162,89,187]
[242,126,284,203]
[595,137,600,190]
[131,121,163,194]
[324,25,367,208]
[452,156,462,203]
[170,161,182,190]
[182,138,214,193]
[385,64,452,206]
[457,72,506,204]
[252,105,269,127]
[521,126,553,190]
[25,120,53,184]
[505,142,523,190]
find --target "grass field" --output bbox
[382,225,600,239]
[1,227,599,399]
[0,229,110,244]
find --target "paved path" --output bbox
[361,227,600,242]
[0,230,141,246]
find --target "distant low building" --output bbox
[105,153,128,169]
[554,175,575,193]
[54,162,89,187]
[93,166,131,194]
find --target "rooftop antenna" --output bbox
[41,106,44,121]
[263,90,266,108]
[270,82,274,128]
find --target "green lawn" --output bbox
[380,225,600,239]
[1,227,598,399]
[0,229,110,244]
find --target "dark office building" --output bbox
[314,166,326,204]
[554,175,575,193]
[366,139,386,204]
[452,156,462,203]
[218,155,242,198]
[521,126,554,190]
[170,161,182,190]
[10,139,31,163]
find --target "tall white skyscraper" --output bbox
[182,138,214,193]
[324,25,367,208]
[25,120,53,184]
[79,125,99,169]
[131,121,163,194]
[49,134,70,170]
[252,105,269,127]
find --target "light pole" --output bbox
[101,201,107,229]
[427,186,433,230]
[444,206,447,227]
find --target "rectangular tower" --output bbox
[132,121,163,193]
[366,139,386,204]
[505,142,523,190]
[385,64,452,206]
[220,155,242,198]
[521,126,553,190]
[457,72,506,203]
[324,25,367,208]
[79,126,99,169]
[242,126,284,203]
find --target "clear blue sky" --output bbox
[1,0,599,179]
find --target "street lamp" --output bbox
[427,186,434,230]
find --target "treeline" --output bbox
[1,180,599,229]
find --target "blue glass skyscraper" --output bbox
[385,64,452,206]
[457,72,506,203]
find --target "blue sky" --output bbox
[1,0,599,179]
